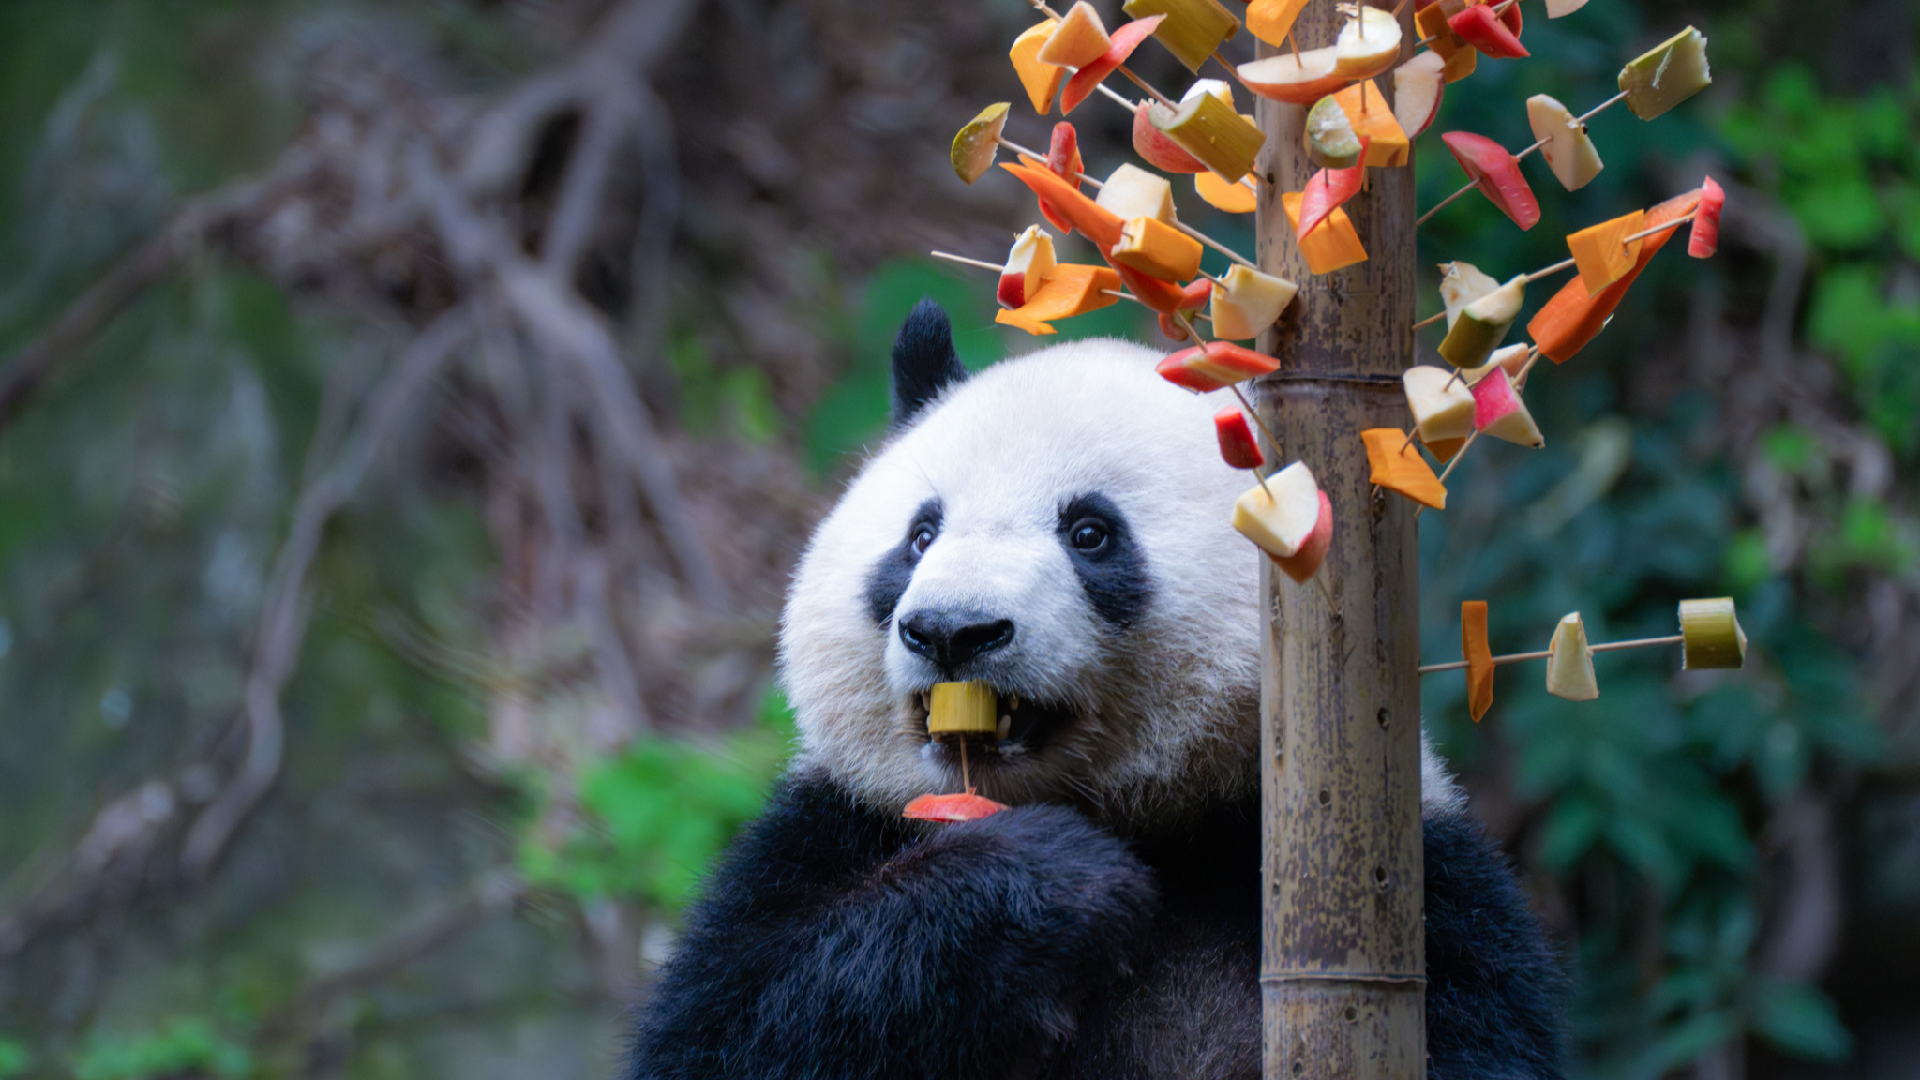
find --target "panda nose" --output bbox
[898,610,1016,669]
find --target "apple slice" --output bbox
[1463,600,1493,721]
[1545,612,1599,701]
[1469,366,1544,448]
[995,263,1122,336]
[1210,264,1299,340]
[903,790,1010,821]
[1416,0,1478,83]
[1124,0,1243,72]
[1545,0,1590,16]
[1154,91,1266,182]
[1233,461,1323,559]
[951,103,1011,184]
[1298,154,1367,239]
[1619,26,1712,121]
[1215,406,1266,469]
[1111,216,1204,282]
[1567,210,1646,295]
[1272,490,1333,582]
[1038,1,1111,69]
[1689,176,1725,258]
[1679,596,1747,669]
[1362,427,1447,510]
[1393,51,1447,138]
[1438,260,1500,329]
[1402,365,1476,443]
[1483,342,1531,380]
[1280,191,1367,275]
[1096,163,1178,225]
[1010,23,1068,115]
[1332,4,1404,79]
[1438,275,1525,368]
[1060,14,1164,114]
[1246,0,1312,47]
[1526,94,1604,191]
[1441,131,1540,230]
[1134,101,1207,172]
[1238,47,1349,104]
[1158,340,1283,391]
[1448,3,1527,59]
[998,225,1058,308]
[1047,123,1084,188]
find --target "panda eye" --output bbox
[908,523,937,557]
[1069,519,1109,552]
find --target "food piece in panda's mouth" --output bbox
[926,681,999,736]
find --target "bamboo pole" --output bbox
[1254,0,1424,1076]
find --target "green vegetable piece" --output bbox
[1153,91,1265,182]
[1679,597,1747,669]
[1437,275,1525,367]
[1305,95,1361,169]
[1618,26,1712,121]
[1123,0,1242,72]
[951,102,1011,184]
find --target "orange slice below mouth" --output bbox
[902,790,1010,822]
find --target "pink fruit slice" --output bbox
[1689,175,1724,258]
[1157,340,1283,392]
[1214,406,1265,469]
[1047,122,1084,188]
[997,225,1057,308]
[1441,131,1540,231]
[1060,15,1164,114]
[1272,490,1333,582]
[1447,3,1527,58]
[903,790,1010,821]
[1297,149,1368,240]
[1469,368,1544,447]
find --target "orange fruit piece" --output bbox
[1281,191,1367,274]
[1010,23,1067,115]
[1566,209,1646,296]
[1462,600,1494,722]
[1331,80,1409,167]
[1195,171,1257,213]
[1529,188,1701,363]
[994,263,1122,335]
[1362,428,1448,510]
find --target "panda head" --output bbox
[779,300,1262,825]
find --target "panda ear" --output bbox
[891,298,969,427]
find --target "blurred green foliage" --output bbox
[69,1020,251,1080]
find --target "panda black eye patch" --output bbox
[863,499,941,627]
[1058,493,1151,628]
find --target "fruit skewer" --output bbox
[1417,634,1680,674]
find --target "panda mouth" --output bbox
[910,688,1078,757]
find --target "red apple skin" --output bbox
[1393,52,1447,137]
[1179,279,1212,310]
[1132,103,1208,173]
[1272,490,1333,582]
[997,272,1027,309]
[1689,176,1724,259]
[1441,131,1541,231]
[1213,406,1265,470]
[1471,370,1519,430]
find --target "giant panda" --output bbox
[626,301,1566,1080]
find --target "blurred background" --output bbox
[0,0,1914,1077]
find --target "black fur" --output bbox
[627,777,1567,1080]
[862,499,940,627]
[1057,493,1152,628]
[890,298,969,426]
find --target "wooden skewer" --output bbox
[1621,211,1697,245]
[931,251,1006,273]
[1418,633,1683,674]
[1413,310,1446,331]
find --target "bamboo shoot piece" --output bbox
[927,680,999,735]
[1619,26,1712,121]
[1154,90,1266,182]
[1124,0,1242,72]
[1679,597,1747,669]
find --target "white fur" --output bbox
[779,336,1460,822]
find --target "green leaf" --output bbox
[1751,980,1852,1061]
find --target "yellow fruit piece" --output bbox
[1111,216,1204,282]
[1039,1,1112,69]
[1210,263,1298,339]
[928,681,999,735]
[1281,191,1367,275]
[950,103,1011,185]
[1194,171,1257,213]
[1010,22,1068,115]
[1362,428,1447,509]
[1123,0,1242,71]
[1545,612,1599,701]
[1567,210,1646,296]
[1245,0,1312,47]
[1330,80,1409,168]
[1415,1,1478,83]
[1679,597,1747,670]
[994,263,1122,336]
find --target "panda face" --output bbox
[780,333,1263,824]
